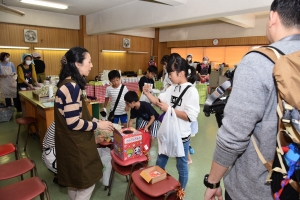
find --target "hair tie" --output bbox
[188,69,191,75]
[61,56,67,65]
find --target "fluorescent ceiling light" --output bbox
[0,46,30,49]
[34,47,69,51]
[20,0,68,9]
[128,51,148,54]
[102,50,126,53]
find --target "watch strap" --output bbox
[204,174,220,189]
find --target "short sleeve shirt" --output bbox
[130,101,159,121]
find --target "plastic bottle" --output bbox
[48,85,53,98]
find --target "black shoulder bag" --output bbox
[158,85,191,122]
[108,85,125,122]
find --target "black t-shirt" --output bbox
[130,101,159,121]
[34,59,46,73]
[196,64,211,75]
[138,76,155,92]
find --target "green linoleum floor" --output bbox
[0,108,223,200]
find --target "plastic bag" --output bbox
[157,106,184,157]
[42,147,57,174]
[97,147,112,186]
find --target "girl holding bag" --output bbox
[143,53,200,190]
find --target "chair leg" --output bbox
[42,180,50,200]
[40,192,45,200]
[126,175,128,182]
[24,124,30,151]
[107,167,116,196]
[16,124,21,144]
[164,190,176,200]
[14,145,19,160]
[124,162,145,200]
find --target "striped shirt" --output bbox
[42,121,55,149]
[55,81,98,131]
[105,84,128,115]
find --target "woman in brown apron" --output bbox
[55,46,114,200]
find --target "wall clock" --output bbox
[213,38,219,46]
[123,38,130,48]
[24,29,38,43]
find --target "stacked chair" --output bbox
[0,142,50,200]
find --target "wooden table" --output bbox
[19,91,92,148]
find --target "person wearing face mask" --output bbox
[196,56,211,83]
[160,55,172,92]
[186,54,193,66]
[15,53,40,112]
[0,52,17,107]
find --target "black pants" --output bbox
[225,191,232,200]
[5,98,17,107]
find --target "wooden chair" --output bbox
[0,143,19,160]
[16,117,38,151]
[0,158,37,181]
[127,167,181,200]
[107,150,148,197]
[0,177,50,200]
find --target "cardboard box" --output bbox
[113,128,143,161]
[140,166,167,184]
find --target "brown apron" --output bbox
[54,79,102,189]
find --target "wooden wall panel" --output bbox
[171,46,252,69]
[157,42,171,72]
[42,50,67,76]
[171,48,187,59]
[0,22,79,48]
[0,22,79,77]
[186,47,204,63]
[204,47,225,64]
[167,36,269,48]
[224,46,250,67]
[98,34,152,76]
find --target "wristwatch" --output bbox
[203,174,220,189]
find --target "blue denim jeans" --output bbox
[156,140,190,189]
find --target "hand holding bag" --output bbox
[157,106,185,157]
[108,85,125,122]
[158,85,191,122]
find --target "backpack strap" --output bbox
[251,135,273,172]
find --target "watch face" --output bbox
[213,39,219,45]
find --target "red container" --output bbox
[113,128,143,161]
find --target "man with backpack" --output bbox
[204,1,300,199]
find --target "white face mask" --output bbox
[187,58,192,62]
[203,61,208,64]
[5,58,9,62]
[25,60,32,65]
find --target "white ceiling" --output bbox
[5,0,137,15]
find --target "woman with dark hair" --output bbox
[0,52,17,107]
[15,54,40,111]
[143,53,200,190]
[54,46,113,200]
